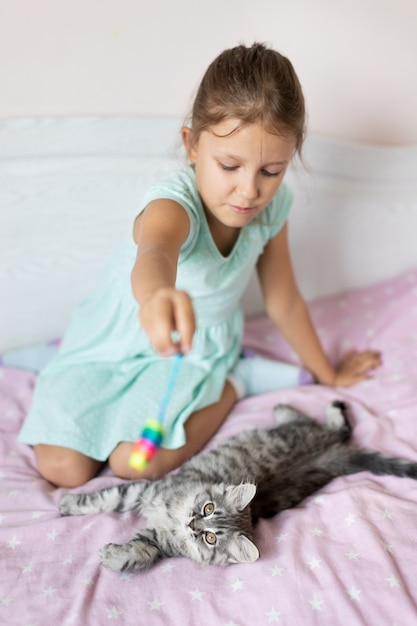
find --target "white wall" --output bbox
[1,0,417,145]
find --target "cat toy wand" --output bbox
[129,353,183,471]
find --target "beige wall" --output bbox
[1,0,416,144]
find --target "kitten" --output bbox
[59,401,417,572]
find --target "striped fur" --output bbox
[59,401,417,572]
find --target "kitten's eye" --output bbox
[203,502,215,517]
[205,531,217,545]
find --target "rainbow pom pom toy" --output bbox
[129,419,164,471]
[129,353,182,471]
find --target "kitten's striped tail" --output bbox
[344,450,417,480]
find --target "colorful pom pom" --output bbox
[141,419,164,446]
[129,438,158,471]
[129,419,164,470]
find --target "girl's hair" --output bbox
[189,43,306,158]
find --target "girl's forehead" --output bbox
[200,120,296,162]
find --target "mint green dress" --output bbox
[19,167,292,459]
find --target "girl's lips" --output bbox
[229,204,256,214]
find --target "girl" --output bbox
[19,43,381,488]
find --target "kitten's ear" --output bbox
[228,535,259,564]
[226,483,256,511]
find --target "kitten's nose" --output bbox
[188,518,196,531]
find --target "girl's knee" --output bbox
[34,445,101,488]
[109,442,187,481]
[108,442,135,479]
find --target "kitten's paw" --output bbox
[273,404,304,425]
[100,535,160,572]
[59,494,84,516]
[325,401,348,429]
[326,400,352,438]
[331,400,348,413]
[99,543,135,572]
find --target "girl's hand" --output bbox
[332,350,382,387]
[139,287,195,356]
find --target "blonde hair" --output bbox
[188,43,306,158]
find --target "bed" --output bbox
[1,117,417,625]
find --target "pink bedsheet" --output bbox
[1,270,417,625]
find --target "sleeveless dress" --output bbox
[19,166,292,459]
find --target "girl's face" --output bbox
[182,120,296,232]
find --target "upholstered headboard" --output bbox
[1,116,417,352]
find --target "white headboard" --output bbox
[1,117,417,352]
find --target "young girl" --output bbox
[19,43,381,488]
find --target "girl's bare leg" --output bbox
[109,381,238,480]
[34,444,103,488]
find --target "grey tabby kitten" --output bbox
[60,401,417,572]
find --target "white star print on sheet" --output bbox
[47,528,58,541]
[42,587,57,597]
[189,589,204,601]
[381,508,394,520]
[309,596,324,611]
[386,574,400,588]
[348,586,362,601]
[7,535,21,549]
[106,606,121,619]
[148,598,163,611]
[266,607,281,623]
[346,549,360,561]
[344,513,357,526]
[161,562,175,573]
[308,557,322,570]
[22,562,33,573]
[270,565,283,577]
[231,579,244,591]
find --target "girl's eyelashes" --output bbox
[261,169,282,178]
[219,163,238,171]
[218,163,282,178]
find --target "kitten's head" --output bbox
[182,482,259,566]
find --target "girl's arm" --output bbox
[256,223,381,387]
[131,199,194,356]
